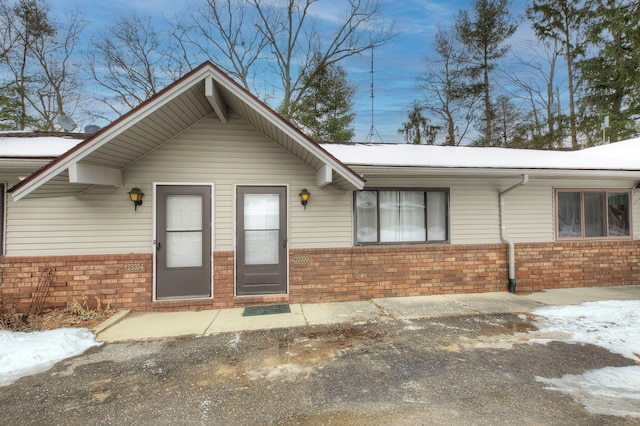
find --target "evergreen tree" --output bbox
[287,56,356,142]
[493,95,531,147]
[455,0,516,146]
[527,0,585,148]
[0,84,31,130]
[398,102,441,145]
[578,0,640,142]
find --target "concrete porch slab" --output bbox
[95,309,219,342]
[206,304,306,333]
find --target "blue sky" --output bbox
[53,0,533,143]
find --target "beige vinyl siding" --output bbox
[351,177,502,244]
[6,115,353,256]
[501,182,553,243]
[6,186,152,255]
[353,175,639,245]
[450,185,501,244]
[502,178,639,243]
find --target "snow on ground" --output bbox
[531,300,640,419]
[0,300,639,420]
[0,328,101,387]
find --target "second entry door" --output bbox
[236,186,287,295]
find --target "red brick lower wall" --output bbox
[1,241,638,313]
[288,244,508,303]
[515,240,640,291]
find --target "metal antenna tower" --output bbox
[366,47,383,143]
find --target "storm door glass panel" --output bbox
[557,192,582,238]
[244,193,279,265]
[355,191,378,243]
[399,191,426,241]
[608,192,630,236]
[427,191,447,241]
[584,191,606,237]
[380,191,400,242]
[166,194,203,268]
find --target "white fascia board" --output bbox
[350,165,640,180]
[68,163,123,186]
[11,68,213,202]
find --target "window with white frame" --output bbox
[354,189,449,244]
[556,189,631,239]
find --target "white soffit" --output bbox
[11,63,364,200]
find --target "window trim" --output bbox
[353,187,450,246]
[555,188,633,241]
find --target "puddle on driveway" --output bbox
[193,327,384,385]
[434,314,574,351]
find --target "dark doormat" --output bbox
[243,304,291,316]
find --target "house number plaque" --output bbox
[125,262,145,272]
[293,254,310,264]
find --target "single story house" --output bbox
[0,131,84,258]
[1,62,639,313]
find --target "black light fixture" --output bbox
[299,188,310,209]
[128,187,144,211]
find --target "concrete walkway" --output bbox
[94,285,640,342]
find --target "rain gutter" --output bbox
[499,174,529,293]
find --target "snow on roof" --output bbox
[0,133,84,158]
[321,138,640,171]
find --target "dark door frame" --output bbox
[235,184,289,296]
[153,182,214,301]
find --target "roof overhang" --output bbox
[350,165,640,181]
[9,62,364,201]
[0,158,54,173]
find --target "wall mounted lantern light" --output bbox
[299,188,310,210]
[128,187,144,211]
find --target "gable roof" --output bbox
[9,62,364,200]
[321,140,640,180]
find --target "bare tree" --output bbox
[176,0,395,118]
[527,0,584,148]
[415,27,478,146]
[1,0,55,129]
[172,0,268,92]
[0,0,84,130]
[0,0,15,60]
[493,95,530,147]
[87,13,184,118]
[502,39,566,149]
[27,8,85,129]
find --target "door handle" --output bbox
[154,240,161,250]
[283,238,288,248]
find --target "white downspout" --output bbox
[499,174,528,293]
